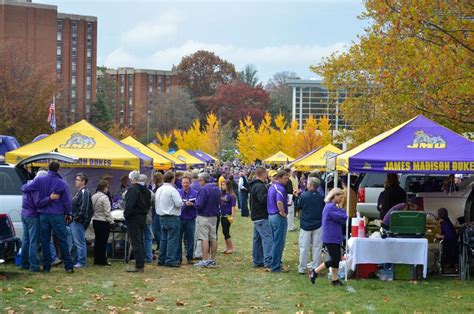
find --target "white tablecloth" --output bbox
[347,237,428,278]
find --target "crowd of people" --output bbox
[18,159,459,285]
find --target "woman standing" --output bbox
[219,180,237,254]
[380,174,406,220]
[309,188,348,286]
[92,180,114,266]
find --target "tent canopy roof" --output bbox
[264,151,295,164]
[291,144,342,171]
[6,120,152,170]
[173,149,206,167]
[333,115,474,174]
[121,136,172,170]
[146,143,186,170]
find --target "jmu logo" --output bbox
[407,130,446,149]
[59,133,96,149]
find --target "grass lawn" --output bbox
[1,217,473,313]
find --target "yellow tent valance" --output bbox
[173,149,206,167]
[264,151,295,164]
[6,120,151,170]
[291,144,342,171]
[121,136,172,170]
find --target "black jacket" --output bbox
[380,185,407,220]
[249,179,268,221]
[71,187,93,229]
[124,183,151,224]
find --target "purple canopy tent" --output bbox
[187,149,213,164]
[340,115,474,281]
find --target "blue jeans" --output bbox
[39,214,74,271]
[269,214,288,272]
[70,221,87,266]
[21,215,40,272]
[176,219,196,262]
[144,224,153,262]
[239,192,249,217]
[252,219,273,268]
[152,212,161,249]
[50,225,73,261]
[158,216,180,265]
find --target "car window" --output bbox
[404,175,446,193]
[362,173,386,188]
[0,167,23,195]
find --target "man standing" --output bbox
[70,173,92,269]
[155,172,182,267]
[238,170,250,217]
[286,168,299,232]
[267,170,290,273]
[23,161,74,273]
[177,175,198,264]
[190,172,202,192]
[124,171,151,272]
[249,167,273,269]
[296,178,325,274]
[194,172,221,268]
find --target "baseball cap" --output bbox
[268,170,277,177]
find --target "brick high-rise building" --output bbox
[0,0,97,125]
[101,67,178,138]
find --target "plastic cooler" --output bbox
[356,264,377,279]
[389,211,426,237]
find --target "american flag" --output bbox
[47,95,57,132]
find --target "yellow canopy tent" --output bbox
[173,149,206,168]
[121,136,172,170]
[6,120,152,170]
[146,143,186,170]
[291,144,342,171]
[264,151,295,165]
[326,117,415,173]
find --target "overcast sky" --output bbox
[40,0,367,83]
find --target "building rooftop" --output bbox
[105,67,177,76]
[58,12,97,22]
[0,0,56,10]
[286,79,325,87]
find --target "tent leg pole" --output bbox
[345,173,350,282]
[334,172,338,189]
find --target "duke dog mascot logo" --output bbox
[60,132,96,149]
[407,130,446,149]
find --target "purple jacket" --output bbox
[21,182,52,218]
[190,181,201,192]
[195,183,220,217]
[179,188,198,220]
[321,202,348,244]
[267,183,288,215]
[23,171,72,216]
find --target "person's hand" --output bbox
[50,192,60,200]
[185,201,193,206]
[65,215,73,224]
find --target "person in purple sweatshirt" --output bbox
[20,170,58,272]
[309,187,347,286]
[23,162,75,273]
[193,172,221,268]
[176,175,198,264]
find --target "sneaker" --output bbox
[65,269,74,274]
[194,260,210,267]
[206,260,217,268]
[73,263,86,269]
[331,279,344,286]
[309,270,318,284]
[52,259,63,267]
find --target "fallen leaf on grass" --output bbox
[54,289,62,293]
[204,301,215,307]
[22,287,34,294]
[409,280,418,284]
[6,310,15,314]
[144,278,153,283]
[176,300,186,306]
[383,296,390,304]
[296,303,304,308]
[92,294,107,301]
[66,288,74,294]
[454,296,463,300]
[250,305,263,309]
[41,295,53,300]
[0,287,11,292]
[144,297,156,302]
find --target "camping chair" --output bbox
[389,211,426,238]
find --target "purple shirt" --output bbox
[219,193,236,216]
[382,202,406,227]
[321,202,348,244]
[267,182,288,215]
[195,183,221,217]
[21,182,51,218]
[22,171,72,216]
[190,181,202,192]
[179,188,198,220]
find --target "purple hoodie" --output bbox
[179,188,198,220]
[21,182,52,218]
[321,202,348,244]
[195,183,220,217]
[23,171,72,216]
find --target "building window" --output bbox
[166,76,171,94]
[158,76,162,94]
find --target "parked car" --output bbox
[356,173,450,219]
[0,213,19,261]
[0,152,78,241]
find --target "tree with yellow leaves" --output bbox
[283,120,299,157]
[254,113,277,160]
[318,116,332,146]
[156,133,172,151]
[173,120,203,151]
[296,115,321,156]
[200,113,220,156]
[236,116,257,164]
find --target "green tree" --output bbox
[237,64,260,87]
[265,71,300,122]
[91,66,116,131]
